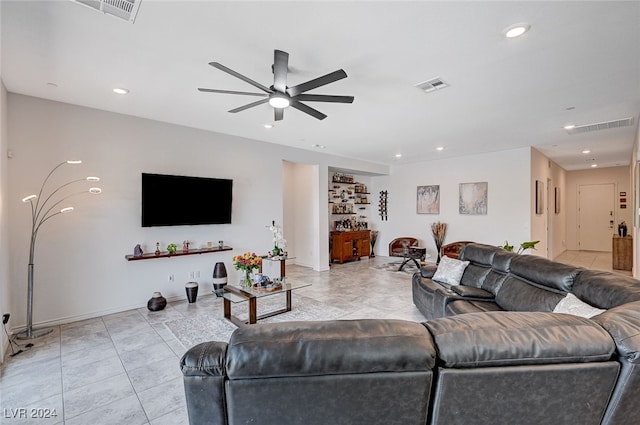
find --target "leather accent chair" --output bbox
[389,237,418,257]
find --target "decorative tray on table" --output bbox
[251,282,283,292]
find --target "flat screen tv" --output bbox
[141,173,233,227]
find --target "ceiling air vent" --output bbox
[71,0,141,23]
[415,77,449,93]
[567,117,634,135]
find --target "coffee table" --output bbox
[398,247,429,271]
[222,279,311,326]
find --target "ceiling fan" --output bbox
[198,50,354,121]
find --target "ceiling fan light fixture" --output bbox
[269,94,290,109]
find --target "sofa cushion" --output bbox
[495,275,565,312]
[459,264,491,288]
[424,311,616,368]
[432,256,470,286]
[509,255,581,292]
[459,243,497,264]
[553,293,606,318]
[572,269,640,309]
[451,286,494,299]
[226,319,436,379]
[445,299,503,316]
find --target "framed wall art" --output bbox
[459,182,488,215]
[417,185,440,214]
[535,180,544,214]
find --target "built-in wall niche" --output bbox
[329,172,370,231]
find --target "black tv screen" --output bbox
[141,173,233,227]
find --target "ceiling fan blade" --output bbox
[228,98,269,113]
[273,50,289,93]
[296,94,354,103]
[290,100,327,120]
[209,62,272,94]
[198,88,268,97]
[274,107,284,121]
[287,69,348,97]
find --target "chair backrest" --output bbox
[389,237,418,256]
[442,241,474,259]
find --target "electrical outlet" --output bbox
[189,271,195,279]
[195,271,200,278]
[2,313,9,325]
[168,274,174,282]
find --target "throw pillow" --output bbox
[432,256,470,286]
[553,293,606,319]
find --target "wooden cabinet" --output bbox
[612,235,633,271]
[331,230,371,264]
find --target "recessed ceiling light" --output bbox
[436,146,444,151]
[47,82,58,87]
[582,149,591,154]
[504,23,531,38]
[564,124,576,130]
[264,124,274,129]
[591,164,598,168]
[113,88,129,95]
[395,154,402,158]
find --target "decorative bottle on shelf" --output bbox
[155,242,161,256]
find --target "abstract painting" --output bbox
[459,182,488,215]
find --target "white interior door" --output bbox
[578,183,615,251]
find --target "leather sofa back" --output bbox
[509,254,581,292]
[573,269,640,309]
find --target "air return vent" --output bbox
[415,77,449,93]
[567,118,634,135]
[71,0,141,23]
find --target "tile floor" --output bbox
[0,250,629,424]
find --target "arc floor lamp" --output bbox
[16,160,101,339]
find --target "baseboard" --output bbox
[8,292,198,334]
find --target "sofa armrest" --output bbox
[181,341,228,425]
[420,265,437,278]
[451,286,494,300]
[592,300,640,364]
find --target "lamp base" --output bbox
[15,326,53,340]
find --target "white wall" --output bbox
[0,80,10,362]
[530,148,567,259]
[6,94,387,330]
[369,147,532,259]
[565,166,632,250]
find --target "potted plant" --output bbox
[502,240,540,254]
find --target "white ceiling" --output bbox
[2,1,639,171]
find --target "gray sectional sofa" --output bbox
[180,243,640,425]
[413,243,640,425]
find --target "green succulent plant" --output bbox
[502,240,539,254]
[166,243,178,254]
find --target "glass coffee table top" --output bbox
[222,278,311,326]
[222,278,310,303]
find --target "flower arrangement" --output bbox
[232,252,262,272]
[232,252,262,288]
[431,221,447,263]
[268,220,287,255]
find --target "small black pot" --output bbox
[147,292,167,311]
